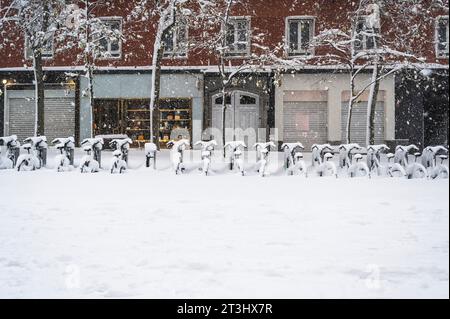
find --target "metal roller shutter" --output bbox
[341,102,385,146]
[9,98,35,143]
[283,102,328,150]
[8,94,75,143]
[44,97,75,142]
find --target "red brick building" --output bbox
[0,0,448,147]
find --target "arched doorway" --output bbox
[211,91,260,145]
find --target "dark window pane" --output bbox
[366,33,375,49]
[215,95,231,105]
[289,21,299,52]
[438,20,448,51]
[354,20,365,51]
[162,28,174,52]
[240,95,256,105]
[110,39,119,52]
[99,37,108,51]
[226,23,235,50]
[215,96,223,104]
[300,20,310,50]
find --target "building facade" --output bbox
[1,0,448,148]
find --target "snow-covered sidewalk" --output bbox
[0,149,448,298]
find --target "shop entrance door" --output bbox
[212,91,259,146]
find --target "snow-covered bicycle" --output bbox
[367,144,390,176]
[281,142,305,172]
[430,155,449,179]
[254,142,276,177]
[386,153,406,177]
[394,144,419,167]
[290,152,307,177]
[80,144,100,173]
[405,152,428,179]
[81,138,104,168]
[52,137,75,172]
[338,143,362,170]
[422,146,448,169]
[168,139,190,175]
[195,140,218,176]
[224,141,247,171]
[110,150,128,174]
[0,135,20,169]
[348,153,370,178]
[316,152,338,178]
[233,148,246,176]
[16,136,48,171]
[311,144,334,167]
[109,138,133,165]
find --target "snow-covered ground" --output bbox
[0,149,448,298]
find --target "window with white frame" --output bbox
[287,17,315,56]
[225,17,250,56]
[436,16,449,58]
[96,18,122,59]
[25,34,54,60]
[354,16,379,52]
[162,15,188,58]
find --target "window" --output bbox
[162,15,188,58]
[225,17,250,56]
[287,17,315,56]
[25,34,54,60]
[354,16,379,52]
[96,18,122,59]
[240,94,256,105]
[436,16,449,58]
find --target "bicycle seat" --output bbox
[387,153,395,159]
[324,153,334,160]
[83,145,92,153]
[201,150,211,158]
[354,154,363,161]
[55,143,65,150]
[294,152,304,159]
[113,150,122,158]
[414,152,422,157]
[438,155,448,160]
[22,144,32,151]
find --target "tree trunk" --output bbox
[366,63,381,146]
[221,86,227,148]
[345,72,356,144]
[33,50,45,137]
[346,98,354,144]
[151,45,164,149]
[87,64,95,137]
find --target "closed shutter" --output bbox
[341,102,384,146]
[9,98,35,143]
[44,97,75,142]
[8,93,75,143]
[283,102,328,150]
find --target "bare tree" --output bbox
[60,0,124,138]
[188,0,271,147]
[131,0,190,148]
[0,0,67,136]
